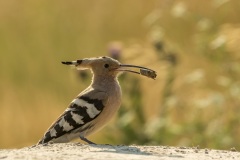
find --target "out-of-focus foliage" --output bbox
[0,0,240,150]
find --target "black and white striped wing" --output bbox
[38,94,105,144]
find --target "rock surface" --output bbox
[0,143,239,160]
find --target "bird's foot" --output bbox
[80,136,96,145]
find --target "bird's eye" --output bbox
[104,64,109,68]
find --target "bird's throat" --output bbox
[91,75,119,90]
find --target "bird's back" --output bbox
[38,79,121,144]
[38,86,106,143]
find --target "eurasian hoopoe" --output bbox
[38,56,157,145]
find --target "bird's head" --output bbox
[62,56,157,79]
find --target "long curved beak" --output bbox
[116,64,157,79]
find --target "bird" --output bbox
[37,56,157,145]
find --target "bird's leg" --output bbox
[80,136,96,144]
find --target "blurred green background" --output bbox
[1,0,240,150]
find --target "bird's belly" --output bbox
[84,102,121,137]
